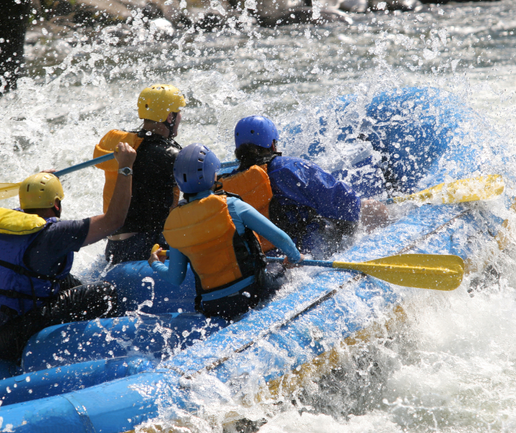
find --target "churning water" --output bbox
[2,0,516,431]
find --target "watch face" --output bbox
[119,167,133,175]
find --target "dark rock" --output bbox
[72,0,133,25]
[141,3,165,19]
[256,6,353,27]
[368,0,422,11]
[0,0,31,94]
[338,0,368,13]
[43,0,75,18]
[179,7,246,31]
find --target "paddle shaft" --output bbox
[57,155,235,176]
[268,257,333,267]
[53,153,115,177]
[0,153,118,201]
[220,160,238,169]
[55,155,234,177]
[0,154,238,202]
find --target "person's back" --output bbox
[220,115,383,256]
[120,132,178,233]
[149,144,302,320]
[0,143,136,364]
[93,84,185,264]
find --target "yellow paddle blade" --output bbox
[390,175,504,205]
[333,253,464,291]
[0,182,21,200]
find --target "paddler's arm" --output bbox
[82,142,136,246]
[268,157,361,222]
[270,159,388,232]
[149,247,189,286]
[228,197,303,264]
[359,199,389,232]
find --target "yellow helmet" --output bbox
[137,84,186,122]
[19,173,64,210]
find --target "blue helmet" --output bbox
[173,144,221,194]
[234,116,279,149]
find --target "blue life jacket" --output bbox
[0,217,74,318]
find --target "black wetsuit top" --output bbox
[117,131,181,234]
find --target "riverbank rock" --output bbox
[253,7,354,26]
[0,0,479,93]
[1,0,31,93]
[27,0,425,38]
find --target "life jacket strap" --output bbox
[200,275,255,302]
[0,259,60,310]
[0,259,55,281]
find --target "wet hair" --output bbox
[24,198,61,218]
[234,143,274,169]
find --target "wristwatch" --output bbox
[118,167,133,176]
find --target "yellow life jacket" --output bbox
[219,164,275,252]
[163,194,255,292]
[93,130,144,212]
[0,208,46,235]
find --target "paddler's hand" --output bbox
[148,250,161,266]
[148,244,167,266]
[360,199,389,233]
[283,254,304,269]
[114,142,136,168]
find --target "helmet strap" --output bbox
[213,180,223,192]
[163,112,178,138]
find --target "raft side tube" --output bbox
[0,356,155,407]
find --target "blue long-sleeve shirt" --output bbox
[151,191,301,286]
[268,156,361,222]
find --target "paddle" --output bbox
[187,252,464,380]
[220,160,238,169]
[0,155,239,202]
[383,175,504,205]
[267,253,464,291]
[0,153,115,201]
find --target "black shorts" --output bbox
[105,232,169,264]
[200,269,286,321]
[0,281,118,364]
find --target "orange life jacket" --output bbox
[163,194,259,292]
[93,130,144,212]
[219,164,275,252]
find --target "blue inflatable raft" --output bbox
[0,87,513,432]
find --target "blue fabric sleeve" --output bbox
[268,156,361,222]
[25,218,90,275]
[150,247,189,286]
[227,197,301,263]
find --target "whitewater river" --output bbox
[2,0,516,431]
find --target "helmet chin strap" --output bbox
[213,180,223,191]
